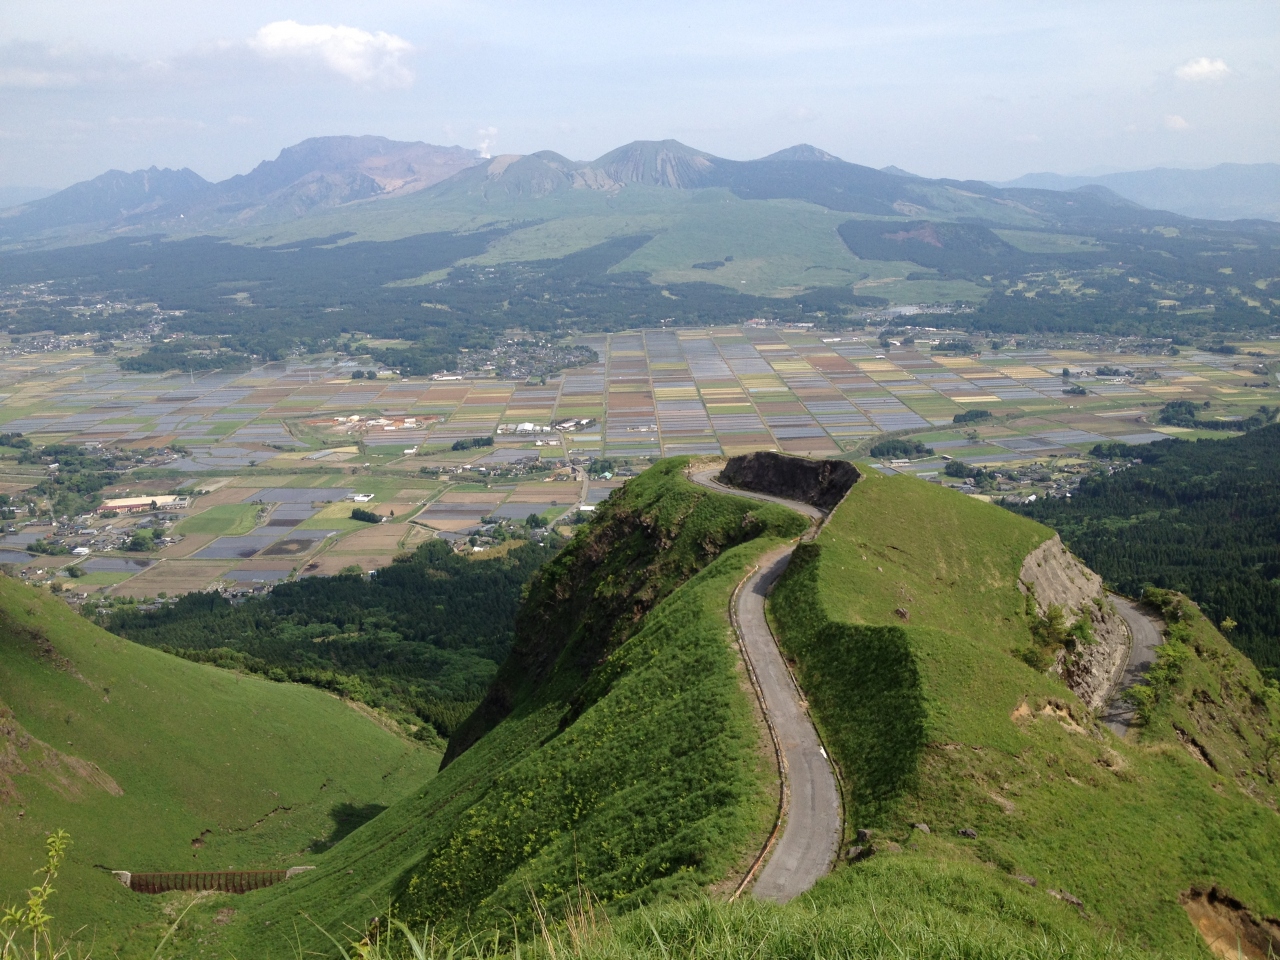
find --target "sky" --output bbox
[0,0,1276,191]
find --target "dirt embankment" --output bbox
[1019,535,1129,711]
[718,452,859,511]
[0,702,122,804]
[1181,886,1280,960]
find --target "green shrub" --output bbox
[869,438,933,460]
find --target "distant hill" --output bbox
[0,166,211,239]
[0,136,483,243]
[2,135,1210,251]
[420,137,1167,230]
[4,134,1276,335]
[996,162,1280,222]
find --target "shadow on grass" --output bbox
[309,802,388,853]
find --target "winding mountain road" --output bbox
[689,467,842,903]
[1100,595,1165,737]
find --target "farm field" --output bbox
[1,326,1277,599]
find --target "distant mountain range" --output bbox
[994,163,1280,222]
[1,136,1273,251]
[0,136,482,244]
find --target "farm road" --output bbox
[1100,595,1166,738]
[689,467,841,903]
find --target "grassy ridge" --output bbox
[0,576,438,959]
[329,858,1165,960]
[199,460,807,956]
[769,543,928,824]
[768,470,1280,955]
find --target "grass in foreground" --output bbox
[0,575,438,959]
[318,857,1163,960]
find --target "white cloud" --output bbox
[476,126,498,158]
[1164,114,1190,132]
[249,21,414,88]
[1175,57,1230,82]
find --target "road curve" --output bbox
[689,467,842,902]
[1100,595,1165,737]
[688,468,826,524]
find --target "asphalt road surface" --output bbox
[689,467,841,902]
[1100,594,1166,737]
[688,468,826,523]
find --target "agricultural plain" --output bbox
[0,327,1277,601]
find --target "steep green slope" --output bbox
[0,575,438,959]
[770,471,1280,956]
[195,459,807,957]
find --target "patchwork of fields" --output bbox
[2,328,1275,458]
[1,325,1276,600]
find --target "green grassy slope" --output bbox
[514,857,1165,960]
[228,183,994,301]
[196,460,808,957]
[770,471,1280,956]
[0,576,439,958]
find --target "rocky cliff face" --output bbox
[1019,535,1129,711]
[718,452,859,511]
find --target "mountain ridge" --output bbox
[994,162,1280,222]
[0,135,484,244]
[4,135,1221,252]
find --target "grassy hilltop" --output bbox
[7,462,1279,959]
[768,470,1280,956]
[0,577,439,958]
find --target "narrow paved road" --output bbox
[1100,594,1165,737]
[689,467,842,902]
[688,468,825,523]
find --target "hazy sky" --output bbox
[1,0,1276,190]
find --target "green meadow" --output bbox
[0,576,438,959]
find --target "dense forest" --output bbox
[117,338,254,373]
[0,233,881,371]
[1012,425,1280,671]
[106,538,558,741]
[2,211,1277,372]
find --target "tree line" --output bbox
[105,538,559,742]
[1012,425,1280,671]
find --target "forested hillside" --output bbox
[1013,425,1280,670]
[106,538,557,741]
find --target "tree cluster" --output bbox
[1013,425,1280,670]
[105,538,559,739]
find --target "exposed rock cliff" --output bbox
[1019,535,1129,711]
[718,452,859,511]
